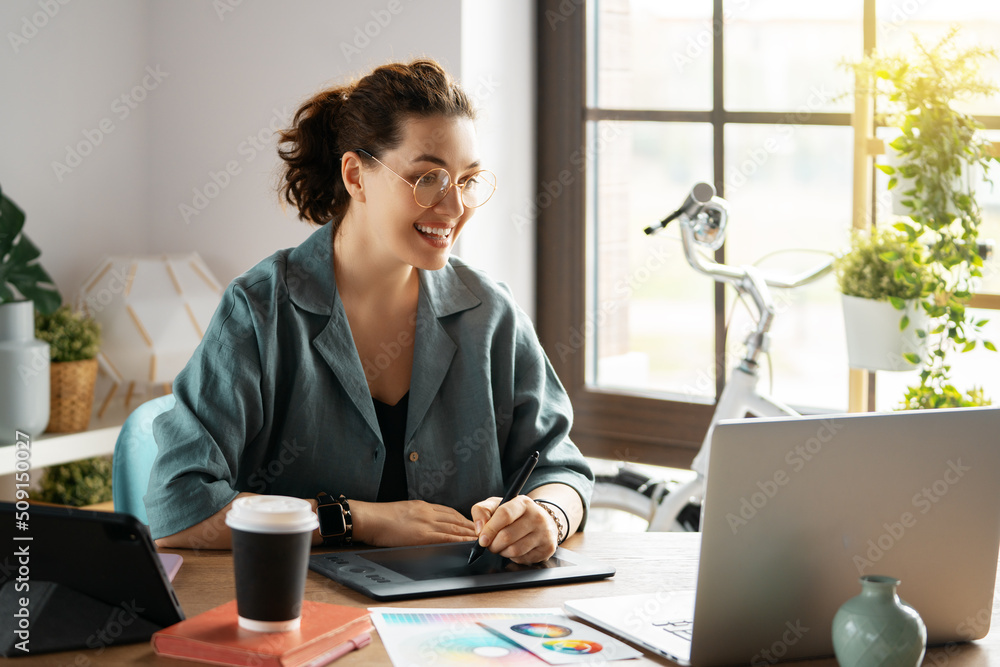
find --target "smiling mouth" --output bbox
[415,224,452,240]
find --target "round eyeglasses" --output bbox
[356,149,497,209]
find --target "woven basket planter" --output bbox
[46,358,99,433]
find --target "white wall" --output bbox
[145,0,464,283]
[458,0,536,317]
[1,0,535,314]
[0,0,151,294]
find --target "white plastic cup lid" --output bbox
[225,495,319,534]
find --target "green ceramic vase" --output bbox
[832,575,926,667]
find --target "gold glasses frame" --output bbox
[355,148,497,209]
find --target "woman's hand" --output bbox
[351,499,477,547]
[471,495,559,564]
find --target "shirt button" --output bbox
[409,452,419,462]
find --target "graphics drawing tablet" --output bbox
[309,541,615,601]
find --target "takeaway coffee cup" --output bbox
[225,495,319,632]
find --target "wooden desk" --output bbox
[14,532,1000,665]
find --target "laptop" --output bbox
[565,407,1000,666]
[0,503,185,656]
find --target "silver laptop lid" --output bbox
[691,407,1000,666]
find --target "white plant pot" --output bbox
[841,294,928,372]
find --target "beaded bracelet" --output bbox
[534,499,568,544]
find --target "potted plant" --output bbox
[847,27,998,402]
[37,455,113,507]
[0,183,61,440]
[835,226,933,371]
[35,304,101,432]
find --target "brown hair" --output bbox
[277,59,476,229]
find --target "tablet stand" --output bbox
[0,580,161,656]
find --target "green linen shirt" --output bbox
[144,223,594,540]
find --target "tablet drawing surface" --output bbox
[309,541,614,601]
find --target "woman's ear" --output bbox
[341,151,366,203]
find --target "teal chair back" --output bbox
[112,394,176,524]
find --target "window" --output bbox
[536,0,1000,466]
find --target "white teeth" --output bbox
[416,224,451,238]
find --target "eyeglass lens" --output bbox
[414,169,496,208]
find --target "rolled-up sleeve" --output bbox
[145,286,265,540]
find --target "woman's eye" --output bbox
[417,172,441,187]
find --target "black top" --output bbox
[374,392,409,502]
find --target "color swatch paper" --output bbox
[370,608,562,667]
[479,615,642,664]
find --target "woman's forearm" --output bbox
[153,492,326,549]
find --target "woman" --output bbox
[146,59,593,564]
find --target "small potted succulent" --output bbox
[35,304,101,432]
[835,226,933,372]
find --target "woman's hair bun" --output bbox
[277,59,476,228]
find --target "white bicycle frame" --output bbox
[644,209,832,531]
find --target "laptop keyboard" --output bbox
[653,619,694,641]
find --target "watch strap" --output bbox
[316,492,352,547]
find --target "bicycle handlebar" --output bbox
[657,189,834,291]
[681,219,834,289]
[651,184,835,370]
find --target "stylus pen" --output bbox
[468,450,540,565]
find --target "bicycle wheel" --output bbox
[590,467,702,532]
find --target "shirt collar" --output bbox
[286,223,481,318]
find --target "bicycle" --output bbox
[590,183,834,532]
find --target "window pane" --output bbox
[723,124,855,412]
[587,121,716,398]
[588,0,713,110]
[877,0,1000,117]
[725,1,862,113]
[978,131,1000,294]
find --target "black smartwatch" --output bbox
[316,492,352,547]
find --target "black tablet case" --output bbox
[0,502,184,657]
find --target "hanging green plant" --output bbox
[847,26,999,405]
